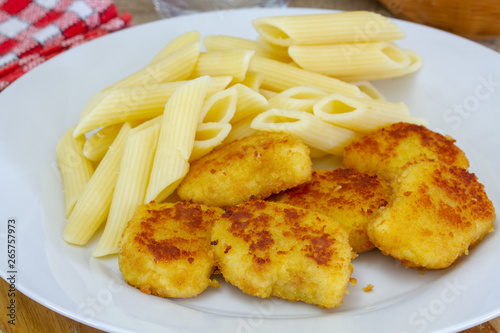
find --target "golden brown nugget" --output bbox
[177,132,312,208]
[211,200,354,309]
[343,122,469,183]
[271,168,391,253]
[119,201,224,298]
[367,162,495,269]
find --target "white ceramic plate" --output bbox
[1,7,499,333]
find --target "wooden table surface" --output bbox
[1,0,499,332]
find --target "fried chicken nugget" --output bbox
[343,122,469,183]
[271,168,392,253]
[177,132,312,208]
[211,200,354,309]
[367,162,495,269]
[119,201,224,298]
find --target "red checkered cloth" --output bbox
[0,0,132,91]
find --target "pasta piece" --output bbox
[63,123,131,245]
[268,86,328,113]
[78,89,107,121]
[313,93,427,132]
[93,123,160,257]
[149,30,201,64]
[342,50,423,82]
[203,35,287,61]
[248,55,364,97]
[83,124,123,162]
[73,76,231,137]
[199,87,237,123]
[145,76,211,203]
[255,36,292,62]
[190,122,232,162]
[237,71,264,91]
[73,83,177,137]
[352,81,386,100]
[253,11,404,47]
[128,115,163,135]
[223,115,259,143]
[77,41,201,122]
[288,42,412,79]
[259,88,278,99]
[338,49,422,82]
[106,41,201,90]
[191,50,255,83]
[56,125,95,217]
[308,147,329,158]
[76,40,202,122]
[230,83,269,124]
[251,109,363,156]
[204,35,260,52]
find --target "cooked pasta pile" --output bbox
[56,11,426,257]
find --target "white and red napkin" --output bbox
[0,0,132,91]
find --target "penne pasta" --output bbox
[78,40,201,121]
[92,123,160,257]
[63,122,131,245]
[268,86,328,113]
[352,81,386,100]
[83,124,122,162]
[251,109,363,155]
[222,115,259,143]
[255,36,292,62]
[78,89,108,121]
[335,49,422,82]
[56,125,95,217]
[313,93,427,132]
[191,50,255,83]
[259,88,278,99]
[106,41,201,90]
[288,42,412,80]
[76,42,203,124]
[128,115,163,135]
[237,71,264,91]
[248,55,364,97]
[149,30,201,64]
[230,83,269,124]
[190,122,232,162]
[199,87,237,123]
[204,35,260,52]
[73,76,232,137]
[339,49,423,82]
[203,35,288,62]
[308,148,329,159]
[252,11,404,47]
[145,76,211,203]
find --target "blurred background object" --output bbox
[377,0,500,39]
[152,0,289,18]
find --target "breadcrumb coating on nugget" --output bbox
[343,122,469,183]
[367,162,495,269]
[211,199,354,309]
[119,201,224,298]
[177,132,312,208]
[271,168,391,253]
